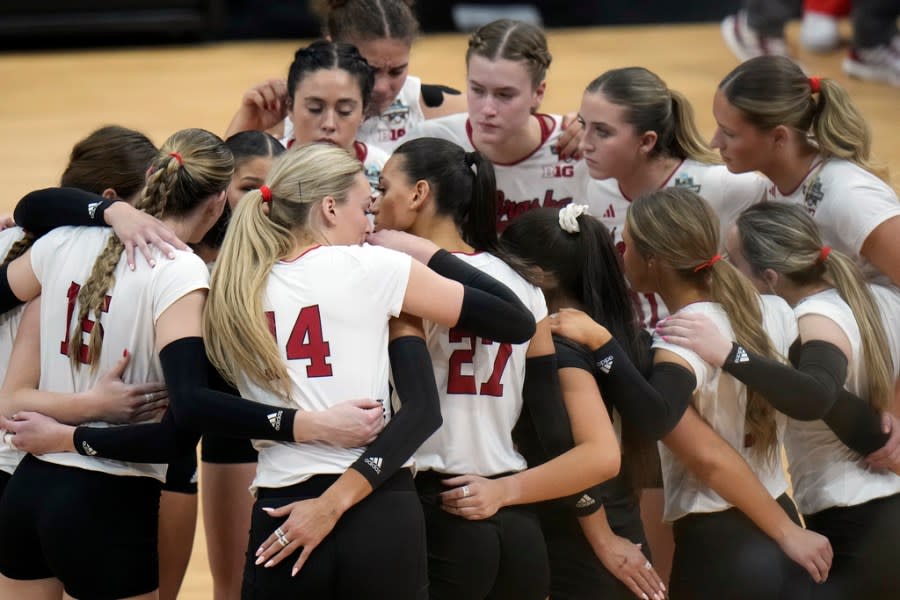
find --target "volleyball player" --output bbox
[405,19,591,231]
[658,202,900,598]
[370,137,620,599]
[0,128,233,600]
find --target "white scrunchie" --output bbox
[558,204,589,233]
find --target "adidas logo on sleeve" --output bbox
[575,494,596,509]
[267,411,283,431]
[597,355,614,374]
[733,347,750,364]
[81,441,98,456]
[364,457,383,474]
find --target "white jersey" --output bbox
[0,227,28,475]
[786,286,900,515]
[240,244,411,493]
[409,252,547,476]
[280,135,389,192]
[766,158,900,285]
[357,75,426,154]
[587,160,768,328]
[30,227,209,480]
[408,113,591,230]
[652,296,795,522]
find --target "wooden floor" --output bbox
[0,20,896,598]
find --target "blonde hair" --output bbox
[203,143,364,398]
[466,19,552,88]
[69,128,233,369]
[626,187,779,457]
[719,56,888,182]
[587,67,720,164]
[737,203,894,412]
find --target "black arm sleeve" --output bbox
[14,187,116,235]
[0,265,25,315]
[160,336,298,441]
[350,336,443,488]
[426,249,536,344]
[73,409,200,462]
[723,340,888,455]
[593,339,694,440]
[420,83,462,108]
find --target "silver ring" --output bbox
[143,392,154,404]
[2,432,13,447]
[277,535,289,548]
[644,561,652,570]
[461,485,471,498]
[275,527,285,538]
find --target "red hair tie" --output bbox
[168,151,184,166]
[818,245,831,263]
[259,185,272,204]
[808,76,821,94]
[694,254,722,273]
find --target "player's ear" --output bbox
[410,180,430,211]
[320,195,339,225]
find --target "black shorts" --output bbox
[0,470,9,499]
[242,469,427,600]
[162,449,198,494]
[201,432,259,464]
[0,454,161,599]
[540,482,648,600]
[669,494,811,600]
[416,470,550,600]
[805,492,900,599]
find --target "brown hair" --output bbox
[587,67,719,164]
[69,129,232,369]
[626,187,780,458]
[4,125,157,268]
[466,19,552,88]
[719,56,887,181]
[311,0,419,44]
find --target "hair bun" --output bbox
[464,151,478,167]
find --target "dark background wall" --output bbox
[0,1,744,48]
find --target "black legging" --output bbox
[805,492,900,600]
[669,494,813,600]
[242,469,427,600]
[415,470,549,600]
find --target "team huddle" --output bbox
[0,1,898,599]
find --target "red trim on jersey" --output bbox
[286,138,295,149]
[451,250,484,256]
[775,157,825,197]
[354,141,368,163]
[617,159,686,202]
[465,113,558,167]
[280,244,322,264]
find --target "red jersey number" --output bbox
[446,327,513,397]
[60,282,110,364]
[266,305,333,377]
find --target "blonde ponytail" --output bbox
[737,202,894,411]
[626,187,778,458]
[669,90,721,164]
[203,143,363,398]
[720,56,888,182]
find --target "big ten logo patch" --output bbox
[543,145,576,178]
[673,173,701,193]
[377,99,410,142]
[364,164,381,189]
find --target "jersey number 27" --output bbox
[447,327,512,397]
